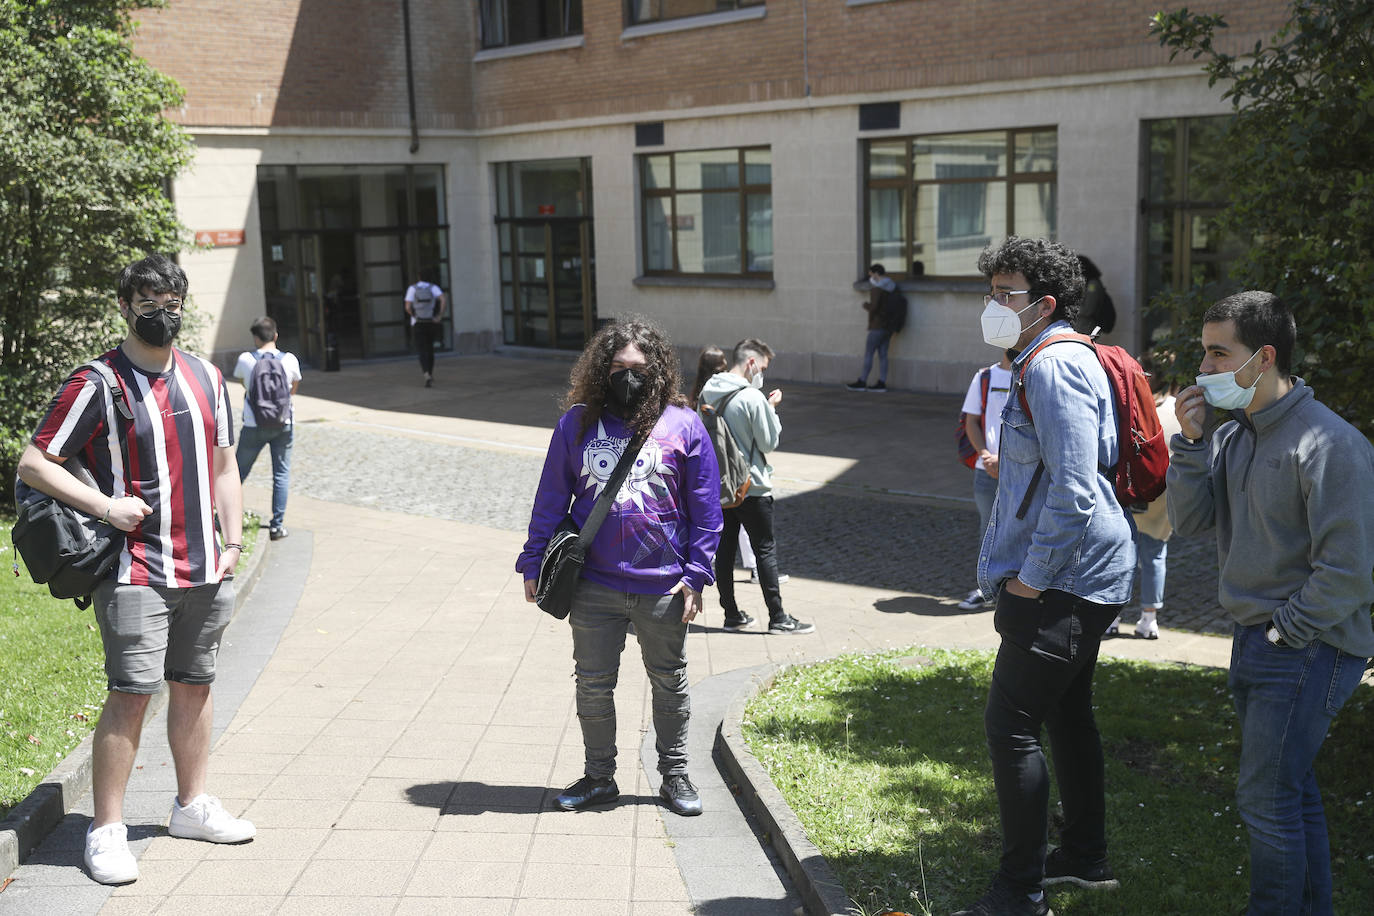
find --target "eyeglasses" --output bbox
[983,290,1031,307]
[132,297,184,317]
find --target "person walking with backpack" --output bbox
[953,238,1135,916]
[16,255,254,886]
[234,316,301,541]
[518,318,722,818]
[847,264,904,392]
[699,339,814,635]
[404,267,445,387]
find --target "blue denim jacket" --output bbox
[978,321,1136,604]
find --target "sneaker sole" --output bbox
[167,824,256,843]
[86,865,139,885]
[722,620,754,630]
[767,626,815,635]
[659,792,703,817]
[555,791,620,811]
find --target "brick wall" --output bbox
[135,1,1289,131]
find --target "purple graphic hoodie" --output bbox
[518,404,723,595]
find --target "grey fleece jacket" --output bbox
[1167,378,1374,657]
[698,371,781,497]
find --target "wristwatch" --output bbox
[1264,620,1288,647]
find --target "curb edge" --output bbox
[715,662,855,916]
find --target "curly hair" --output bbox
[977,236,1084,325]
[562,316,687,440]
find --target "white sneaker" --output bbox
[168,794,256,843]
[85,822,138,885]
[1105,614,1122,637]
[957,589,989,610]
[748,570,789,584]
[1135,613,1160,640]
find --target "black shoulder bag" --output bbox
[11,361,133,609]
[535,424,651,619]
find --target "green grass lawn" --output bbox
[744,647,1374,916]
[1,513,259,817]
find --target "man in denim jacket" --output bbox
[955,237,1135,916]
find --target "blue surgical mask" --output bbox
[1196,349,1264,410]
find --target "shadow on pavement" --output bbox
[873,595,976,617]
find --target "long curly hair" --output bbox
[977,236,1084,325]
[562,316,687,441]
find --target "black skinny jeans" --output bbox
[413,320,440,374]
[984,586,1120,895]
[713,494,785,624]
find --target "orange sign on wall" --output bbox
[194,229,245,247]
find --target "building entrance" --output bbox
[257,164,450,366]
[495,158,596,349]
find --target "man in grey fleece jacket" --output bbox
[1168,290,1374,915]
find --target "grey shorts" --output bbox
[92,579,236,694]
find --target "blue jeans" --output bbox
[860,328,892,384]
[569,579,690,778]
[973,467,997,585]
[236,424,293,529]
[1135,531,1168,608]
[1230,624,1368,915]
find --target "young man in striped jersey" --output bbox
[17,255,255,885]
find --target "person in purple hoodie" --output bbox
[518,318,723,817]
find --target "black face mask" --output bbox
[131,309,181,348]
[607,368,647,414]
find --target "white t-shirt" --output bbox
[234,349,302,427]
[960,364,1013,472]
[405,282,444,325]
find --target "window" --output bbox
[863,128,1057,278]
[480,0,581,49]
[1140,116,1241,344]
[640,147,771,276]
[628,0,763,26]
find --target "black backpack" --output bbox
[248,352,292,429]
[882,288,909,333]
[698,387,755,508]
[11,361,133,609]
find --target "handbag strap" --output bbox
[578,422,654,543]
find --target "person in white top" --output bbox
[234,316,301,540]
[957,347,1017,609]
[404,267,446,387]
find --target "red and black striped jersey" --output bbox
[31,347,235,588]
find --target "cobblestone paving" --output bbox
[273,419,1229,635]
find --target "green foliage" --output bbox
[745,648,1374,915]
[0,0,193,501]
[1148,2,1374,431]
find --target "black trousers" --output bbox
[414,320,440,374]
[984,586,1120,895]
[713,494,784,623]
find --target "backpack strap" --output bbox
[83,360,133,422]
[976,367,992,434]
[707,386,758,463]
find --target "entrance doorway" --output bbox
[494,159,596,349]
[256,164,450,366]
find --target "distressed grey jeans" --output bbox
[569,579,690,778]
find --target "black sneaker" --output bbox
[953,881,1053,916]
[722,612,755,630]
[553,775,618,811]
[845,379,867,391]
[269,526,289,541]
[659,774,703,817]
[1043,847,1120,890]
[767,615,815,635]
[869,381,887,392]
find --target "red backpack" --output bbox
[1015,333,1168,513]
[956,367,992,468]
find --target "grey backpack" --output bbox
[698,387,755,508]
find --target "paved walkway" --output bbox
[1,354,1235,914]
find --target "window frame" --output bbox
[639,145,772,279]
[625,0,764,28]
[862,126,1058,281]
[480,0,583,50]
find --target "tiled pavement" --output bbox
[1,353,1239,914]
